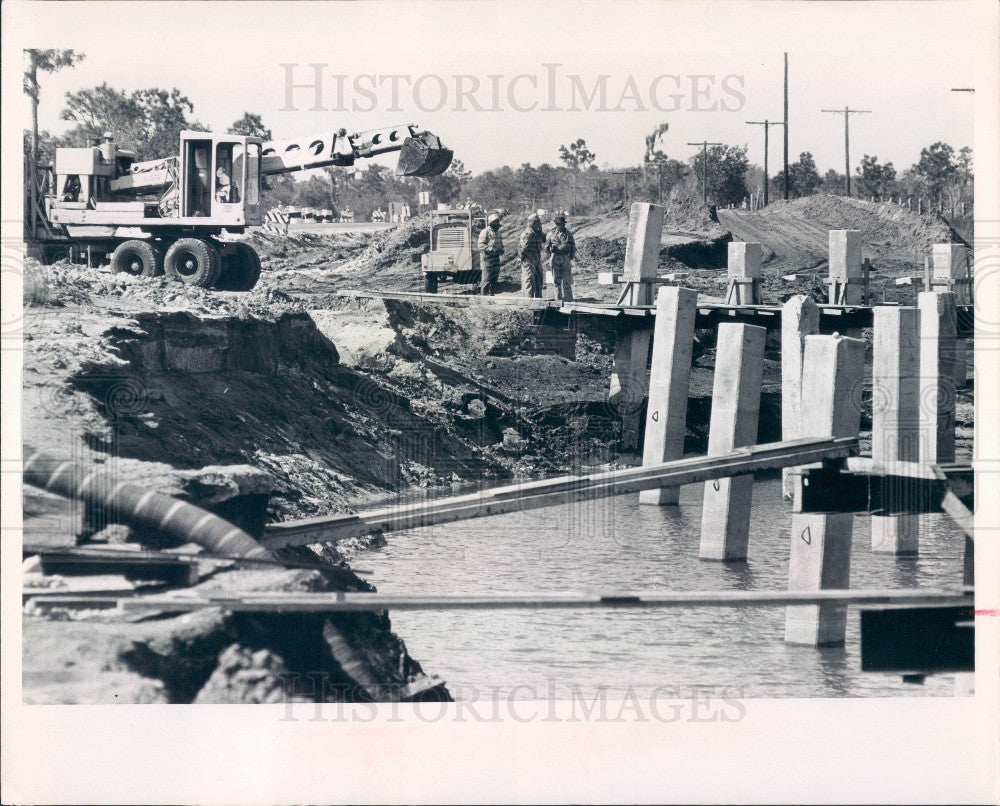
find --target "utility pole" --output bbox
[746,119,785,206]
[610,169,639,205]
[783,52,789,201]
[687,141,723,205]
[821,106,871,196]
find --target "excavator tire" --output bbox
[110,239,163,278]
[216,243,262,291]
[164,238,221,288]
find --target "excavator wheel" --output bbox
[110,239,163,278]
[216,243,262,291]
[164,238,221,288]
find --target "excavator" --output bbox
[25,125,452,290]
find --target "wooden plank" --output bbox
[264,436,857,548]
[118,587,970,615]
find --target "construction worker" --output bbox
[518,214,545,298]
[545,212,576,301]
[478,212,504,296]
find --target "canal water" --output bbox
[357,478,966,699]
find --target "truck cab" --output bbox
[420,206,486,292]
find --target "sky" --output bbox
[9,1,983,176]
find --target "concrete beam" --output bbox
[639,286,698,505]
[610,329,652,452]
[781,295,820,499]
[918,291,958,465]
[724,242,763,305]
[785,333,865,646]
[828,230,864,305]
[871,307,921,554]
[699,323,766,560]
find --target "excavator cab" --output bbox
[179,132,263,225]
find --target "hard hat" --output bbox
[487,213,500,224]
[527,213,540,223]
[554,212,567,223]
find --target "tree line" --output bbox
[25,49,974,221]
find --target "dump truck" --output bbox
[420,205,488,293]
[25,125,452,290]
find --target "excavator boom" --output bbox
[260,124,452,177]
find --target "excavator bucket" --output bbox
[396,131,454,177]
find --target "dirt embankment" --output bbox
[718,195,965,271]
[21,258,625,704]
[21,193,973,703]
[246,201,731,302]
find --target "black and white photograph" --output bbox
[2,0,998,802]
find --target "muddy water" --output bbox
[358,478,967,699]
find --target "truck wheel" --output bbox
[423,273,439,293]
[216,243,262,291]
[111,240,163,277]
[164,238,220,288]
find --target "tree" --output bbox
[820,169,846,195]
[228,112,272,140]
[914,141,957,202]
[686,144,749,206]
[558,138,596,171]
[855,154,896,198]
[60,84,205,158]
[773,152,822,198]
[644,122,670,163]
[956,146,973,187]
[23,49,85,164]
[296,174,335,209]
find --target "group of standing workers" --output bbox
[476,212,576,301]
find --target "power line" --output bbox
[821,106,871,196]
[686,141,723,205]
[746,119,785,206]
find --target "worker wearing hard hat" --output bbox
[518,214,545,298]
[545,213,576,301]
[478,212,505,296]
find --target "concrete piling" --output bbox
[622,202,666,305]
[724,242,763,305]
[610,329,653,452]
[784,333,865,646]
[699,323,766,560]
[639,286,698,505]
[918,291,958,465]
[931,243,970,386]
[780,295,820,500]
[828,230,864,305]
[870,307,921,554]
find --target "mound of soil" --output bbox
[717,195,964,275]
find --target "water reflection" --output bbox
[361,479,966,699]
